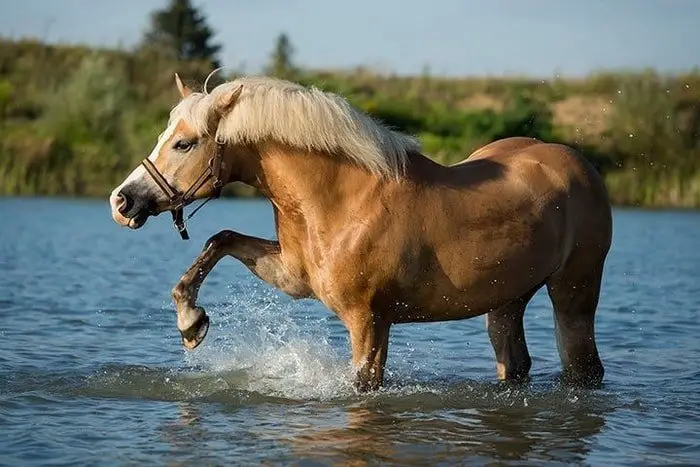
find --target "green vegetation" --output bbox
[1,3,699,207]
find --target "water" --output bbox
[1,198,699,466]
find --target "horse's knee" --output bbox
[171,282,188,303]
[204,229,235,250]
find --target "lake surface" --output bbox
[1,197,699,466]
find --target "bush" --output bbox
[39,54,128,143]
[1,38,700,207]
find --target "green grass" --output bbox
[2,38,699,207]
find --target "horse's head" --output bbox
[109,74,243,233]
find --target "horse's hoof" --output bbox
[180,308,210,350]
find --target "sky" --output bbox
[1,0,699,77]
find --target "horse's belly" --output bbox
[389,300,487,324]
[386,257,550,324]
[387,284,513,324]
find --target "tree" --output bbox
[266,32,296,78]
[142,0,221,66]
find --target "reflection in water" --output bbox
[280,386,613,465]
[158,403,204,466]
[155,381,615,465]
[286,407,399,465]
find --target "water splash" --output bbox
[182,288,356,400]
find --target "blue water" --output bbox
[1,197,699,466]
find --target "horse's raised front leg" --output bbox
[171,229,312,349]
[346,313,391,392]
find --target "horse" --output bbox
[109,74,612,391]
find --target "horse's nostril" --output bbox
[116,192,130,215]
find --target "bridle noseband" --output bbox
[141,136,226,240]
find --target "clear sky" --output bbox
[1,0,699,77]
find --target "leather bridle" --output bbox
[141,136,226,240]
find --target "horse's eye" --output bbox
[173,139,195,152]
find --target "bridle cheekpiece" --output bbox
[140,135,226,240]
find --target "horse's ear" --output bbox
[213,84,244,116]
[174,73,192,98]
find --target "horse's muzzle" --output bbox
[179,307,210,350]
[109,190,151,229]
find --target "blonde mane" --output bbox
[169,76,421,178]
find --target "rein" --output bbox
[141,136,226,240]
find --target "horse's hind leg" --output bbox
[546,263,605,387]
[486,289,538,382]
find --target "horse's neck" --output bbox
[250,145,381,277]
[257,145,383,222]
[253,145,447,218]
[249,145,442,279]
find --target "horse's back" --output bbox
[455,137,543,164]
[457,137,612,269]
[456,137,609,208]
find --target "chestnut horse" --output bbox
[109,75,612,391]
